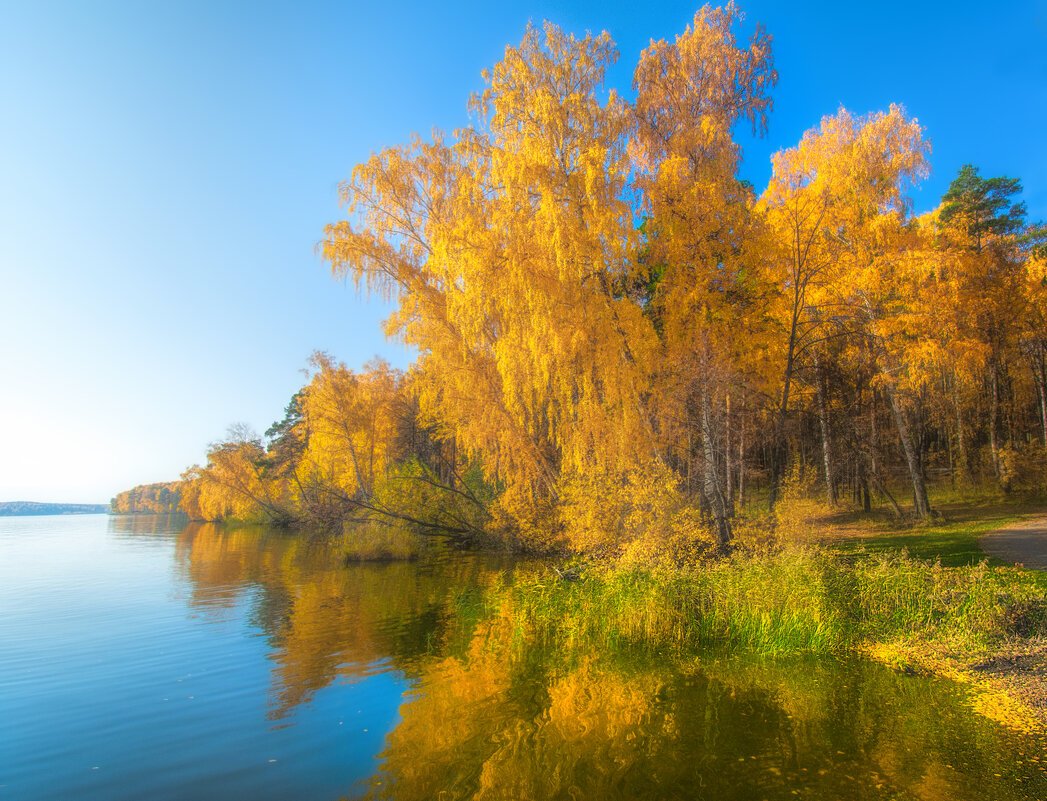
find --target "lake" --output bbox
[1,513,1045,800]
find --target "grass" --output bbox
[487,547,1047,657]
[476,484,1047,658]
[796,488,1047,566]
[434,485,1047,732]
[825,507,1023,565]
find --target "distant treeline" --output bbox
[110,482,184,515]
[0,502,108,516]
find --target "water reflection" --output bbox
[108,512,188,538]
[174,523,515,715]
[362,648,1047,800]
[174,523,1047,801]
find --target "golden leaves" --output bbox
[312,6,1044,544]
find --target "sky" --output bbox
[1,0,1045,503]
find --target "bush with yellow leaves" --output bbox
[557,462,716,565]
[998,444,1047,494]
[768,458,824,543]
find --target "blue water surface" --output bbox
[0,515,404,801]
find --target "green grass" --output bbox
[802,488,1047,566]
[486,547,1047,657]
[828,510,1021,565]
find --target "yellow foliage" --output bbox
[559,461,715,564]
[180,438,277,523]
[999,444,1047,494]
[110,482,182,514]
[167,5,1047,550]
[324,22,656,519]
[297,353,404,503]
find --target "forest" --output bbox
[110,482,183,514]
[176,3,1047,561]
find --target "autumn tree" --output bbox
[1025,250,1047,451]
[181,424,289,523]
[763,106,932,517]
[324,22,663,549]
[169,5,1047,554]
[632,2,776,547]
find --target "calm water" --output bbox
[1,514,1045,801]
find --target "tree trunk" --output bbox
[686,431,693,494]
[870,390,879,480]
[700,388,732,551]
[724,394,734,509]
[869,468,903,519]
[1039,373,1047,450]
[1034,346,1047,450]
[447,439,457,490]
[885,384,932,519]
[989,360,1001,478]
[855,459,872,512]
[737,405,746,511]
[946,424,955,489]
[953,382,971,483]
[769,298,801,511]
[815,357,837,506]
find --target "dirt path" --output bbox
[981,514,1047,570]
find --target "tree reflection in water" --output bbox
[167,522,1047,801]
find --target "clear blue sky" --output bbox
[1,0,1045,503]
